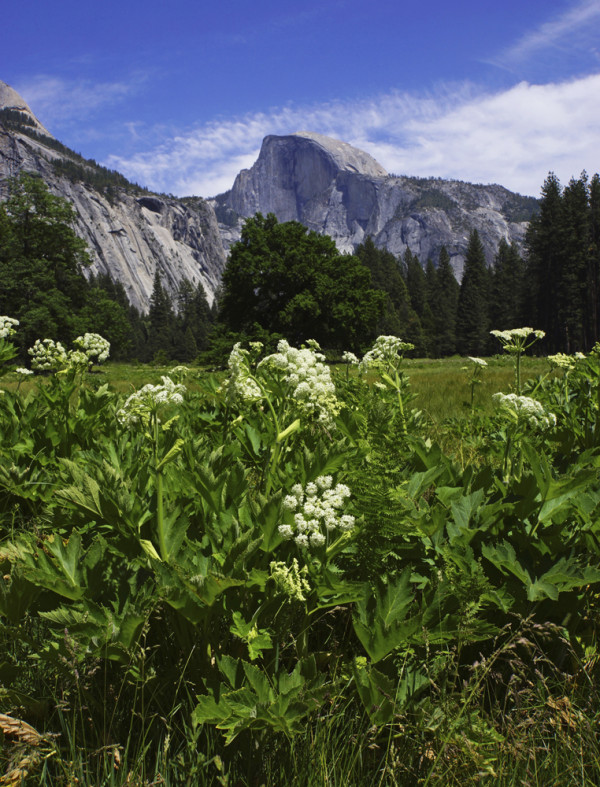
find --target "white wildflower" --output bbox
[277,524,294,540]
[468,357,488,367]
[224,342,263,403]
[490,328,545,353]
[15,367,33,376]
[342,351,359,365]
[360,335,414,373]
[492,392,557,431]
[73,333,110,364]
[0,316,19,339]
[280,476,354,549]
[117,375,186,427]
[259,339,340,425]
[28,339,68,372]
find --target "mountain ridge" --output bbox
[0,79,538,308]
[214,132,537,277]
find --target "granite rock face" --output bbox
[0,81,226,312]
[217,132,537,277]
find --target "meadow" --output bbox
[1,330,600,786]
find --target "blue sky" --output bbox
[3,0,600,197]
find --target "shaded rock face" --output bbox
[0,81,226,312]
[219,132,537,277]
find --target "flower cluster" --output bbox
[73,333,110,364]
[468,356,488,368]
[117,376,186,427]
[269,558,311,602]
[492,392,557,431]
[360,335,414,372]
[490,328,545,353]
[15,367,33,377]
[0,316,19,340]
[279,475,355,549]
[28,339,68,371]
[341,350,359,365]
[225,342,263,402]
[260,339,340,425]
[547,352,585,370]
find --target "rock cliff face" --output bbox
[1,78,538,308]
[0,81,226,312]
[216,132,538,277]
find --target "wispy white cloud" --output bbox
[106,73,600,198]
[492,0,600,71]
[15,73,149,130]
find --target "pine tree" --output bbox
[489,239,525,332]
[434,246,459,356]
[525,173,565,351]
[146,271,174,361]
[456,230,489,355]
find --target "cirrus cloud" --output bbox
[106,73,600,198]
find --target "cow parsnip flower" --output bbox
[360,335,414,372]
[28,339,69,371]
[225,342,263,402]
[260,339,340,425]
[117,375,186,427]
[490,327,545,352]
[492,392,556,431]
[279,475,354,549]
[74,333,110,363]
[0,316,19,339]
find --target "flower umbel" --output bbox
[492,392,557,431]
[259,339,340,425]
[117,376,186,427]
[28,339,68,372]
[73,333,110,364]
[279,475,354,549]
[360,335,414,373]
[0,316,19,339]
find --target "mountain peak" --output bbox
[0,80,52,136]
[291,131,388,178]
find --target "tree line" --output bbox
[2,171,599,363]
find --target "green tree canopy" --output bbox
[219,213,384,350]
[456,230,490,356]
[0,173,91,351]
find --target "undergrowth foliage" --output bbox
[2,324,600,784]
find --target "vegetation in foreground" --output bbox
[1,322,600,785]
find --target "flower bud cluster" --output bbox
[73,333,110,363]
[341,350,359,365]
[360,335,414,372]
[117,375,186,427]
[0,316,19,339]
[269,558,311,602]
[15,367,33,377]
[492,392,557,431]
[260,339,340,425]
[28,339,68,371]
[278,475,355,549]
[225,342,263,402]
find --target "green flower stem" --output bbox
[263,392,283,496]
[393,370,407,435]
[153,413,167,561]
